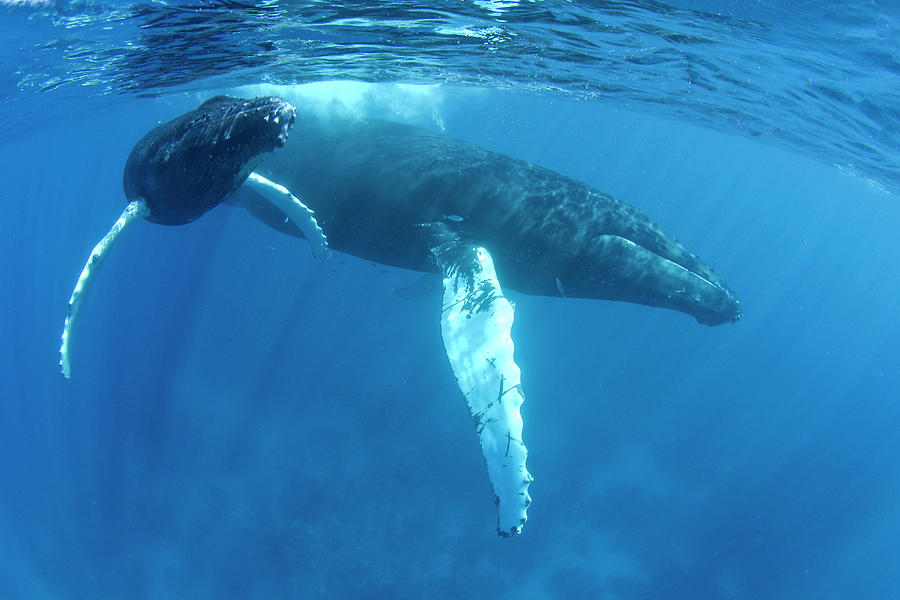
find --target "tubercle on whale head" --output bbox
[122,95,296,226]
[210,95,296,150]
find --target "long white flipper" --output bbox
[59,199,149,379]
[432,240,532,537]
[244,172,330,258]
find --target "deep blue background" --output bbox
[1,86,898,598]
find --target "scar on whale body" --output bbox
[59,96,740,538]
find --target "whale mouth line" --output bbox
[616,236,720,290]
[612,234,741,324]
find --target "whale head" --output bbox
[581,232,742,326]
[123,95,296,226]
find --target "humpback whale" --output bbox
[60,96,740,538]
[58,95,328,379]
[238,116,741,326]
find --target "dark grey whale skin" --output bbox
[123,95,295,225]
[247,115,741,326]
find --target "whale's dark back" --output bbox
[123,95,295,225]
[253,115,741,325]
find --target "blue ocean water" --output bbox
[1,1,899,599]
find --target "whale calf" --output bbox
[58,95,328,379]
[61,97,740,537]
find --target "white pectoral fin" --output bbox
[59,199,149,379]
[244,172,330,259]
[433,241,532,537]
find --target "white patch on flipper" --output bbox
[433,242,532,537]
[59,199,150,379]
[244,172,330,259]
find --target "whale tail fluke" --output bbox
[59,199,149,379]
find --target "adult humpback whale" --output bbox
[236,116,741,326]
[231,112,741,537]
[60,96,740,538]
